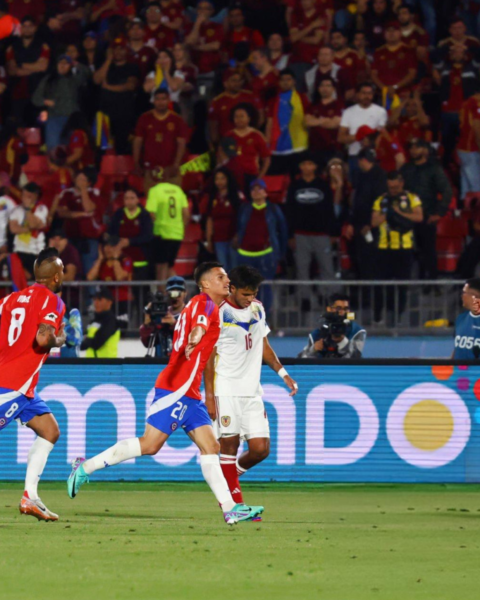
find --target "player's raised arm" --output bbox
[204,348,217,420]
[36,322,66,350]
[263,337,298,396]
[185,325,206,360]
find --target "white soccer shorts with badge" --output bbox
[214,395,270,440]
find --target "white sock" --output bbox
[236,459,247,477]
[24,437,54,500]
[200,454,235,512]
[82,438,142,475]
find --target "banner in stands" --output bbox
[1,363,480,482]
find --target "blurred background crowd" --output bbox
[0,0,479,355]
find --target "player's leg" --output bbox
[236,396,271,478]
[18,398,60,521]
[184,402,264,522]
[216,396,244,503]
[68,425,169,498]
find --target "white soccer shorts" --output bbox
[214,395,270,440]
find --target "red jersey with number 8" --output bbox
[0,284,66,397]
[155,293,220,400]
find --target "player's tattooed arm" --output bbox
[263,337,298,397]
[36,322,67,350]
[185,325,206,360]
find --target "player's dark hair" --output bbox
[36,247,59,267]
[387,170,403,181]
[194,262,223,287]
[229,265,264,291]
[329,293,350,305]
[398,3,413,12]
[466,278,480,294]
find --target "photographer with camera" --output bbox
[140,275,187,358]
[299,294,366,358]
[371,171,423,324]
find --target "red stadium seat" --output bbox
[436,216,468,238]
[263,175,290,204]
[436,216,466,272]
[100,155,134,177]
[23,155,50,187]
[183,222,202,244]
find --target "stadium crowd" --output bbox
[0,0,479,316]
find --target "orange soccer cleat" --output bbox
[19,494,59,521]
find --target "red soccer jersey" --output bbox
[186,21,224,74]
[67,130,95,170]
[226,129,270,175]
[134,110,189,169]
[98,257,133,302]
[375,131,406,172]
[334,49,367,87]
[127,45,158,80]
[209,91,262,138]
[155,293,220,400]
[395,115,432,147]
[224,26,264,59]
[401,26,429,52]
[250,71,279,107]
[306,99,342,152]
[443,66,464,113]
[458,96,480,152]
[58,187,105,240]
[6,0,45,22]
[372,43,417,88]
[0,285,66,397]
[290,9,327,64]
[145,23,176,51]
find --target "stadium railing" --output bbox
[0,279,463,335]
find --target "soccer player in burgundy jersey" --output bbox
[0,249,66,521]
[68,263,264,525]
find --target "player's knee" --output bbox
[202,440,220,455]
[48,424,60,444]
[250,440,270,462]
[139,437,161,456]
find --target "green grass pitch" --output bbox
[1,482,480,600]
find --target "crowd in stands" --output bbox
[0,0,479,319]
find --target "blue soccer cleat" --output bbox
[223,503,265,525]
[67,457,89,499]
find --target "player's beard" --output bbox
[54,283,63,294]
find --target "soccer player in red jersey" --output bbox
[0,249,66,521]
[68,263,264,525]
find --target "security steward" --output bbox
[371,171,423,322]
[80,288,120,358]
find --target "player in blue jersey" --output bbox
[453,278,480,359]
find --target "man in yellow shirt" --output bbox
[146,181,190,284]
[371,171,423,323]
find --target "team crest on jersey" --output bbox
[197,314,208,326]
[44,312,58,323]
[221,416,231,427]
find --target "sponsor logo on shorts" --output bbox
[0,418,6,428]
[221,416,231,427]
[171,422,178,431]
